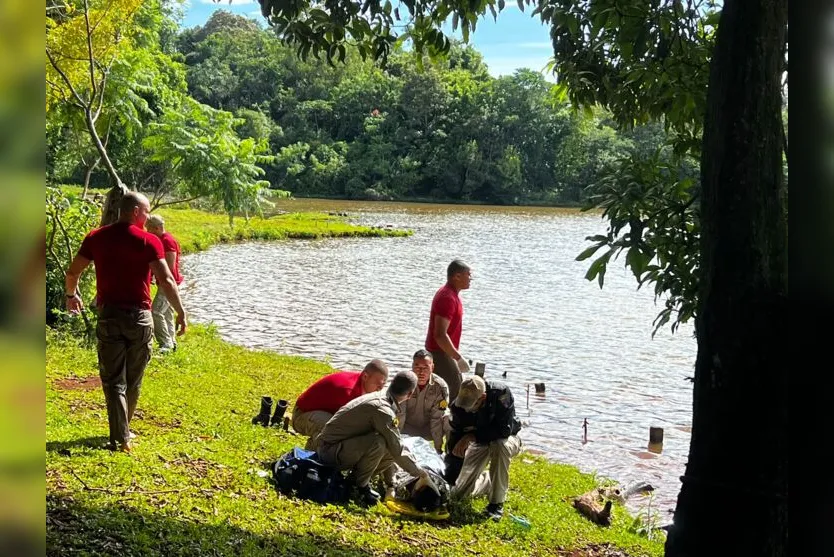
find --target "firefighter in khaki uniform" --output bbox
[396,350,451,453]
[317,371,431,506]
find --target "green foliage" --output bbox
[47,326,664,556]
[141,97,275,222]
[45,186,100,333]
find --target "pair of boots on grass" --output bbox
[251,396,288,428]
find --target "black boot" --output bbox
[270,399,289,427]
[354,485,380,507]
[251,396,273,426]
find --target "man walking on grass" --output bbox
[425,259,472,400]
[146,214,183,353]
[65,191,187,453]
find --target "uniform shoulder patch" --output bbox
[439,400,448,409]
[392,416,399,427]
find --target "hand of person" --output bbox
[456,357,471,374]
[414,469,436,493]
[176,312,187,335]
[452,434,475,458]
[66,294,83,314]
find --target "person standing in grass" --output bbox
[291,360,389,450]
[146,214,184,354]
[425,259,472,400]
[65,192,187,453]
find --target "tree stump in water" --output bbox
[571,488,614,526]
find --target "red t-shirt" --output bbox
[425,284,463,352]
[160,231,183,285]
[77,222,165,310]
[294,370,365,414]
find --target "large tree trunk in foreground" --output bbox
[664,0,788,555]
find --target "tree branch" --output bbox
[151,194,203,211]
[46,49,88,109]
[83,0,97,103]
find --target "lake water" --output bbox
[181,198,696,515]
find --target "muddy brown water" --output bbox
[181,198,696,516]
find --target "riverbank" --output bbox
[46,326,664,557]
[56,185,412,256]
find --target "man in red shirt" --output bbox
[292,359,389,450]
[425,259,472,400]
[65,192,187,453]
[146,214,183,353]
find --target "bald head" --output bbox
[359,359,389,394]
[118,192,151,227]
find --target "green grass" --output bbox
[46,326,664,557]
[154,206,410,255]
[55,185,411,255]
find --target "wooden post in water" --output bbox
[583,418,588,444]
[649,426,664,444]
[534,382,545,394]
[475,362,486,377]
[526,384,530,410]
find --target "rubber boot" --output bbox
[251,396,273,426]
[270,399,289,427]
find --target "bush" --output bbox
[45,185,99,335]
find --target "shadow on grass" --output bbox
[46,494,421,557]
[46,436,110,454]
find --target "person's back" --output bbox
[295,370,364,415]
[80,221,163,309]
[159,230,183,285]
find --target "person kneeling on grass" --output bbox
[445,375,522,521]
[316,370,433,506]
[291,359,389,451]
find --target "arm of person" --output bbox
[476,389,517,444]
[374,409,425,478]
[432,316,461,362]
[150,259,187,335]
[165,251,177,274]
[64,254,91,313]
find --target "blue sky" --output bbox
[179,0,556,79]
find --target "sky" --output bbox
[178,0,556,80]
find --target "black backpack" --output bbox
[270,447,350,504]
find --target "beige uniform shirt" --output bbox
[317,391,423,477]
[396,374,450,451]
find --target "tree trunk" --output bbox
[664,0,788,555]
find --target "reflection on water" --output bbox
[181,198,696,514]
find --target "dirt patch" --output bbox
[54,376,101,391]
[560,543,647,557]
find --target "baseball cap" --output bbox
[454,376,486,412]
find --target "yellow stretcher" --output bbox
[383,497,451,521]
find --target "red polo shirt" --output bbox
[77,222,165,310]
[294,371,364,414]
[425,284,463,351]
[160,231,183,285]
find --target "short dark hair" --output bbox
[363,359,389,377]
[447,259,470,280]
[412,349,433,361]
[119,191,147,214]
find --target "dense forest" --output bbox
[46,3,677,207]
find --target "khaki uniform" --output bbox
[317,391,423,488]
[396,374,450,452]
[291,406,332,451]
